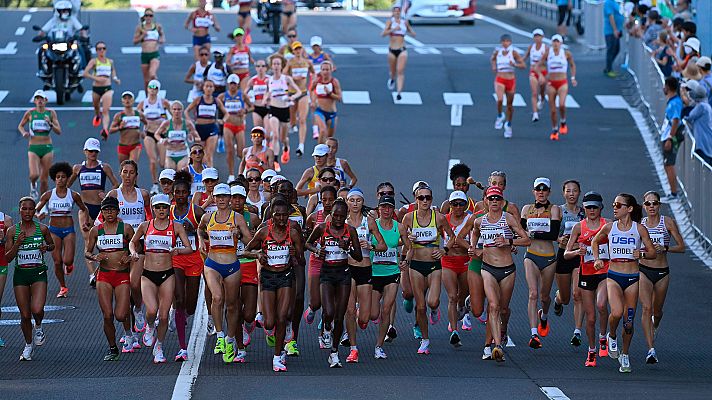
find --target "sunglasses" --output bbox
[154,204,169,210]
[148,85,158,89]
[416,195,432,201]
[199,53,209,57]
[378,190,395,197]
[144,13,154,17]
[451,201,466,207]
[97,47,107,51]
[612,202,629,209]
[86,150,99,154]
[320,177,336,183]
[203,178,218,183]
[251,133,264,138]
[247,177,261,182]
[256,64,267,68]
[487,196,503,201]
[287,34,297,38]
[644,201,660,206]
[534,187,550,192]
[191,149,204,154]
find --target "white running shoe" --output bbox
[503,122,513,139]
[532,112,539,122]
[175,349,189,362]
[537,99,544,110]
[374,346,387,359]
[646,348,658,364]
[285,323,294,342]
[482,346,493,360]
[417,339,431,355]
[132,331,141,349]
[319,334,327,349]
[122,335,134,353]
[494,113,505,129]
[464,295,471,313]
[322,330,333,349]
[33,325,46,346]
[30,183,39,202]
[143,327,155,347]
[328,352,342,368]
[461,314,473,331]
[607,334,619,359]
[134,308,146,332]
[207,315,217,336]
[242,325,251,347]
[387,79,395,90]
[20,344,33,361]
[153,343,166,364]
[227,175,236,183]
[340,332,349,347]
[273,355,287,371]
[618,353,631,373]
[168,307,176,333]
[290,125,298,134]
[150,183,159,196]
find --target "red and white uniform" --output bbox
[144,220,176,254]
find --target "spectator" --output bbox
[662,76,683,200]
[674,37,700,72]
[682,62,702,82]
[682,80,712,165]
[556,1,572,39]
[653,31,674,77]
[643,10,664,48]
[671,0,693,20]
[604,0,624,77]
[697,56,712,104]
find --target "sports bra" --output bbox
[608,221,641,262]
[142,97,165,121]
[578,218,609,275]
[29,109,52,136]
[390,17,407,36]
[142,24,159,42]
[314,77,334,99]
[207,211,237,254]
[171,203,198,251]
[529,42,546,67]
[197,96,217,119]
[97,221,128,252]
[117,187,146,229]
[411,210,440,248]
[263,220,292,269]
[547,48,568,74]
[48,189,74,217]
[641,215,670,248]
[480,212,513,247]
[224,91,244,114]
[496,48,515,73]
[320,221,351,265]
[79,162,107,192]
[144,219,175,253]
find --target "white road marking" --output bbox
[545,94,580,108]
[135,90,167,103]
[121,46,142,54]
[414,47,441,55]
[492,93,527,107]
[595,95,628,109]
[29,7,38,12]
[328,46,358,55]
[475,13,552,43]
[370,47,389,55]
[171,280,208,400]
[540,387,571,400]
[447,159,460,190]
[342,90,371,104]
[81,91,93,103]
[0,42,18,55]
[506,335,516,347]
[444,93,473,126]
[392,92,422,105]
[22,14,31,22]
[164,45,189,54]
[0,90,8,104]
[15,27,25,36]
[454,46,483,55]
[2,106,124,112]
[250,45,275,54]
[351,10,424,47]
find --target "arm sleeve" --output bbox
[531,220,561,240]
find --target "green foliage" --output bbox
[364,0,391,10]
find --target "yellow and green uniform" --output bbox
[27,108,54,158]
[13,222,48,287]
[92,58,113,96]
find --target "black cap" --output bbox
[378,195,396,207]
[101,196,120,210]
[582,191,603,208]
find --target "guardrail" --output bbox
[626,35,712,260]
[517,0,582,23]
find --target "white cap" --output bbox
[261,169,276,182]
[684,37,701,53]
[159,169,176,181]
[230,185,247,197]
[151,194,171,206]
[227,74,240,84]
[449,190,468,203]
[147,79,161,90]
[312,144,329,157]
[412,180,430,194]
[310,35,323,47]
[551,34,564,43]
[639,0,652,6]
[121,90,134,98]
[213,183,231,196]
[33,89,48,100]
[533,177,551,189]
[696,56,712,69]
[213,48,225,56]
[271,175,287,184]
[532,28,544,37]
[201,167,218,181]
[83,137,101,151]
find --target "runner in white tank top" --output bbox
[491,34,525,138]
[524,29,548,122]
[537,34,577,141]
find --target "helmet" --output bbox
[55,0,72,20]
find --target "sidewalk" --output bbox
[477,0,582,42]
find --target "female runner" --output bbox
[305,167,339,216]
[245,168,267,217]
[83,42,120,137]
[381,5,415,101]
[310,61,342,144]
[264,54,301,166]
[186,143,208,195]
[325,138,358,188]
[218,74,247,182]
[109,91,146,163]
[440,163,484,214]
[185,80,227,167]
[233,0,253,44]
[491,34,525,138]
[245,59,270,128]
[184,46,211,102]
[137,80,171,194]
[192,167,220,214]
[537,34,576,141]
[474,171,521,223]
[156,101,199,171]
[523,29,547,122]
[133,8,165,90]
[308,36,335,75]
[227,28,253,88]
[284,41,314,157]
[185,0,220,60]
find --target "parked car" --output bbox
[405,0,476,25]
[130,0,186,11]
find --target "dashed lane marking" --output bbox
[545,94,580,108]
[444,92,473,126]
[454,46,484,55]
[342,91,371,105]
[0,319,64,325]
[595,95,628,109]
[82,90,93,103]
[370,47,389,55]
[250,45,276,54]
[164,45,189,54]
[492,93,527,107]
[392,92,422,105]
[540,387,571,400]
[0,90,8,104]
[0,42,18,55]
[121,46,142,54]
[447,159,460,190]
[22,14,31,22]
[414,47,441,55]
[15,27,25,36]
[329,46,358,55]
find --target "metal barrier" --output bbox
[517,0,582,24]
[626,35,712,259]
[582,0,604,50]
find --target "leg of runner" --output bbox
[287,263,305,356]
[100,91,113,134]
[39,153,53,196]
[30,282,48,344]
[524,260,543,347]
[581,280,598,366]
[174,268,188,355]
[443,268,463,346]
[50,233,67,296]
[97,281,120,358]
[395,51,408,99]
[202,136,218,167]
[606,278,623,359]
[619,282,638,372]
[572,270,584,345]
[596,281,609,356]
[27,152,40,199]
[547,83,560,140]
[14,286,33,356]
[141,64,150,91]
[296,96,308,155]
[130,257,145,332]
[640,272,668,361]
[409,269,430,353]
[529,72,540,122]
[223,127,237,179]
[143,137,160,191]
[223,273,242,363]
[0,273,7,345]
[387,53,397,91]
[558,84,569,134]
[149,58,160,85]
[129,145,142,163]
[375,280,398,357]
[92,91,102,130]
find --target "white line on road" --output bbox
[29,7,38,12]
[81,90,93,103]
[0,42,18,55]
[164,45,189,54]
[171,280,208,400]
[342,91,371,104]
[414,47,441,55]
[444,92,473,126]
[15,27,25,36]
[351,10,424,47]
[22,14,32,22]
[540,387,571,400]
[446,159,460,190]
[454,46,484,55]
[329,46,358,55]
[392,92,422,105]
[595,95,628,109]
[1,106,124,112]
[545,94,580,108]
[121,46,142,54]
[370,47,389,55]
[475,13,551,43]
[250,45,275,54]
[0,90,8,104]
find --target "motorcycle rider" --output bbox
[34,1,90,76]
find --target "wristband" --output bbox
[571,76,576,80]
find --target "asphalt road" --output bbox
[0,7,710,400]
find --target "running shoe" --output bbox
[413,325,422,339]
[429,308,441,325]
[461,314,473,331]
[537,309,550,337]
[387,79,395,90]
[312,125,319,139]
[403,298,414,313]
[214,337,226,354]
[478,309,488,324]
[553,291,563,316]
[374,346,387,359]
[20,344,33,361]
[417,339,430,355]
[449,331,462,348]
[281,148,290,164]
[92,115,101,127]
[142,327,155,347]
[265,331,276,347]
[89,274,97,288]
[216,136,225,153]
[559,121,568,135]
[319,334,327,349]
[285,340,300,357]
[153,343,167,364]
[56,287,69,298]
[550,129,560,141]
[646,348,658,364]
[537,99,544,110]
[168,307,176,333]
[532,112,539,122]
[290,125,298,134]
[482,346,493,360]
[244,320,256,334]
[280,350,287,365]
[599,337,608,358]
[207,316,216,335]
[273,161,281,173]
[175,349,188,362]
[234,349,246,363]
[607,334,619,359]
[494,113,505,129]
[33,325,46,346]
[396,93,402,101]
[492,345,505,362]
[322,330,333,349]
[448,322,454,333]
[132,332,141,349]
[273,355,287,372]
[303,306,316,325]
[121,335,134,353]
[150,183,159,196]
[529,334,542,349]
[64,264,74,275]
[0,337,5,347]
[605,70,619,78]
[618,353,631,373]
[340,332,349,347]
[100,128,109,140]
[285,323,294,342]
[585,350,597,367]
[386,325,398,341]
[503,122,513,139]
[104,347,120,361]
[134,308,146,332]
[571,332,582,347]
[242,325,251,347]
[328,352,342,368]
[296,143,304,158]
[30,187,39,202]
[223,340,236,363]
[346,348,359,363]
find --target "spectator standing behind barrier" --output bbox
[662,77,683,201]
[697,57,712,104]
[603,0,624,77]
[682,80,712,166]
[652,32,674,77]
[643,10,664,48]
[556,0,572,40]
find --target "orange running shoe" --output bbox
[550,129,559,141]
[537,309,550,337]
[92,115,101,127]
[598,337,608,358]
[346,349,359,363]
[56,287,69,298]
[585,350,597,367]
[281,148,290,164]
[528,334,542,349]
[559,121,568,134]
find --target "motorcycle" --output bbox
[258,0,282,44]
[32,25,88,105]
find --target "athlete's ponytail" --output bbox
[618,193,643,223]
